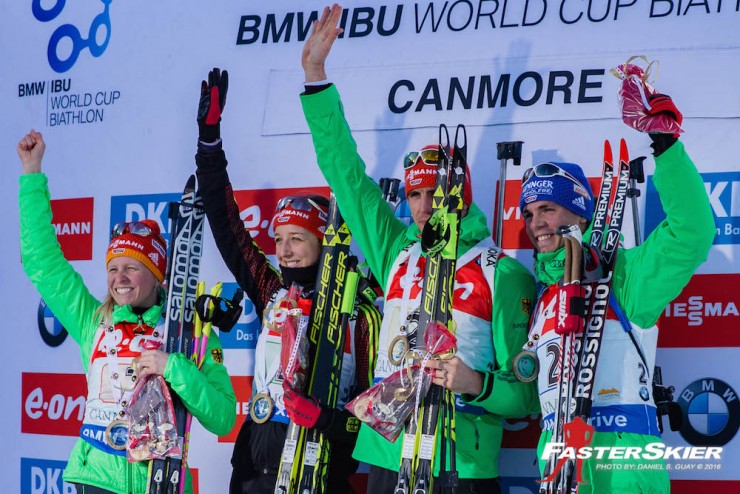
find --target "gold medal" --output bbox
[513,350,538,382]
[388,335,409,366]
[249,392,275,424]
[104,418,128,451]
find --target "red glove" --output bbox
[282,385,322,429]
[197,67,229,143]
[555,283,586,335]
[647,93,683,130]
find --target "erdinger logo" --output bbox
[37,298,68,347]
[32,0,113,73]
[678,378,740,447]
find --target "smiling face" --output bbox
[522,200,588,253]
[107,256,161,309]
[274,224,322,268]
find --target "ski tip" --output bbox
[603,140,613,163]
[186,174,196,189]
[619,138,629,164]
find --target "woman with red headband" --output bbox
[17,130,236,494]
[193,68,381,494]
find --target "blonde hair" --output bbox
[94,294,116,326]
[93,284,167,326]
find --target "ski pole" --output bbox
[494,141,523,246]
[627,156,646,246]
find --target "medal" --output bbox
[513,350,538,382]
[104,418,128,451]
[388,335,409,366]
[249,392,275,424]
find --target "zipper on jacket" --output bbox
[474,423,480,450]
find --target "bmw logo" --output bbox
[37,298,68,347]
[639,386,650,402]
[677,378,740,446]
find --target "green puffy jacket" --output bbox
[301,84,539,479]
[532,140,715,493]
[19,173,236,494]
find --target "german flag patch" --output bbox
[211,348,224,364]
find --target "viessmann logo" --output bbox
[659,273,739,348]
[50,197,94,261]
[22,373,86,437]
[32,0,113,73]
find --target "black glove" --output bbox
[197,67,228,143]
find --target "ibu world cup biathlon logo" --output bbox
[32,0,113,73]
[678,378,740,447]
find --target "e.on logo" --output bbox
[22,373,86,437]
[233,186,330,255]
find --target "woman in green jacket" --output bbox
[18,130,236,494]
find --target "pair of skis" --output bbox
[540,139,631,494]
[395,124,468,494]
[147,175,206,494]
[275,193,361,494]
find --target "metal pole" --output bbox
[495,141,523,246]
[627,156,646,246]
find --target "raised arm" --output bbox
[194,68,282,316]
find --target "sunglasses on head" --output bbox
[275,196,325,213]
[111,221,154,240]
[523,163,587,192]
[403,148,440,169]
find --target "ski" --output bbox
[539,139,631,493]
[275,193,359,494]
[147,175,206,494]
[395,124,467,494]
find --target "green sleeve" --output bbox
[301,85,410,286]
[464,255,540,416]
[19,173,101,363]
[611,140,715,328]
[164,331,236,436]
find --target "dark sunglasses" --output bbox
[275,196,325,213]
[403,148,440,169]
[111,221,154,239]
[523,163,588,192]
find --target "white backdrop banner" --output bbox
[1,1,738,493]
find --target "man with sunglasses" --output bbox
[519,97,714,490]
[17,130,236,494]
[193,68,381,493]
[299,6,539,492]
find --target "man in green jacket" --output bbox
[518,91,715,492]
[299,6,538,492]
[18,130,236,494]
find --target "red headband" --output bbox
[404,145,473,206]
[271,199,328,240]
[106,220,168,283]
